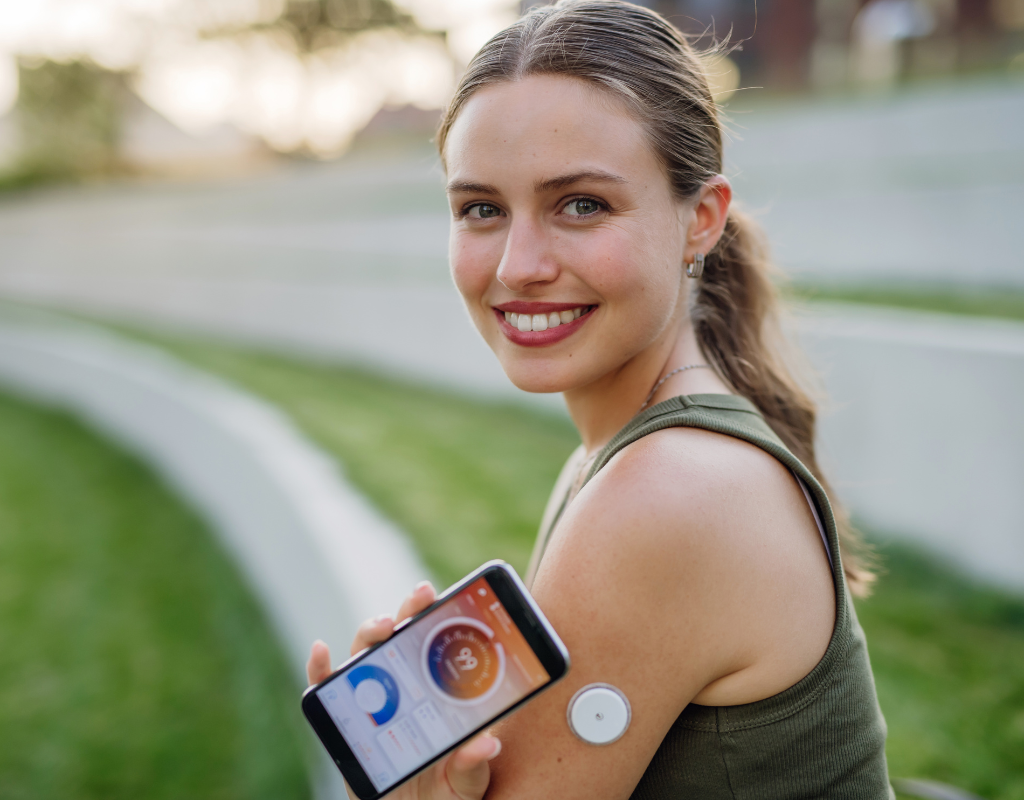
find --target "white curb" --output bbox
[0,309,430,799]
[797,303,1024,590]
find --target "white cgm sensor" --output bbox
[567,683,631,745]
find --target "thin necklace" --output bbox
[639,364,710,412]
[570,363,712,501]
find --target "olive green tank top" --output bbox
[527,394,893,799]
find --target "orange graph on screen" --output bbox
[423,617,506,703]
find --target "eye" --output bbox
[562,197,603,217]
[465,203,504,219]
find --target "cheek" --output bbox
[572,226,680,319]
[449,230,499,311]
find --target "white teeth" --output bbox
[503,306,589,333]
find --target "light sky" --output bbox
[0,0,520,154]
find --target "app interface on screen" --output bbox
[317,577,551,792]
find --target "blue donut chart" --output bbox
[346,664,400,726]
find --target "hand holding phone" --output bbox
[306,583,498,800]
[304,562,570,800]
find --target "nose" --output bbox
[495,217,560,292]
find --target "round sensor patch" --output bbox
[567,684,631,745]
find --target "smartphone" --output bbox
[302,560,570,800]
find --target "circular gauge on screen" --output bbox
[421,617,506,706]
[346,664,400,726]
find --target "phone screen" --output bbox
[315,576,552,793]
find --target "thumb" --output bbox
[445,734,500,799]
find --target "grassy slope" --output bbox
[0,390,311,800]
[860,540,1024,799]
[110,329,1024,798]
[131,337,580,588]
[788,284,1024,323]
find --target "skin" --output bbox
[308,74,835,799]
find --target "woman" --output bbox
[308,1,893,797]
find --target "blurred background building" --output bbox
[1,0,1022,183]
[639,0,1024,91]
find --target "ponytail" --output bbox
[695,209,875,595]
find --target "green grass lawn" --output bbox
[788,283,1024,323]
[860,540,1024,800]
[124,335,581,588]
[0,390,312,800]
[119,329,1024,798]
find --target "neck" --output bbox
[562,321,713,454]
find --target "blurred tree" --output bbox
[208,0,421,52]
[7,59,128,186]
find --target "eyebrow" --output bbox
[534,170,627,192]
[445,170,627,196]
[446,180,500,195]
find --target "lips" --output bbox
[492,304,596,346]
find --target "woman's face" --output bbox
[444,75,692,394]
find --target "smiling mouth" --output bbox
[501,305,595,332]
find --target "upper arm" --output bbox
[486,431,761,799]
[487,427,835,798]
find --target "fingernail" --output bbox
[372,614,392,624]
[486,738,502,760]
[415,580,434,592]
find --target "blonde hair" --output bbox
[437,0,874,594]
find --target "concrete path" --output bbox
[0,306,432,800]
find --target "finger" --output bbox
[395,580,436,624]
[307,640,332,686]
[445,734,500,800]
[350,614,395,656]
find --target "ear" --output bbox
[683,176,732,262]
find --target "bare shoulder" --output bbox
[487,426,835,798]
[544,424,836,702]
[563,426,808,579]
[611,425,808,539]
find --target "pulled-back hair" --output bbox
[436,0,873,594]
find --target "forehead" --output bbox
[444,74,663,188]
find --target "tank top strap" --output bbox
[581,393,844,588]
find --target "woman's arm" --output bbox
[486,427,836,799]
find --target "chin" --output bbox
[497,357,585,395]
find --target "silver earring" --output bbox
[686,252,705,279]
